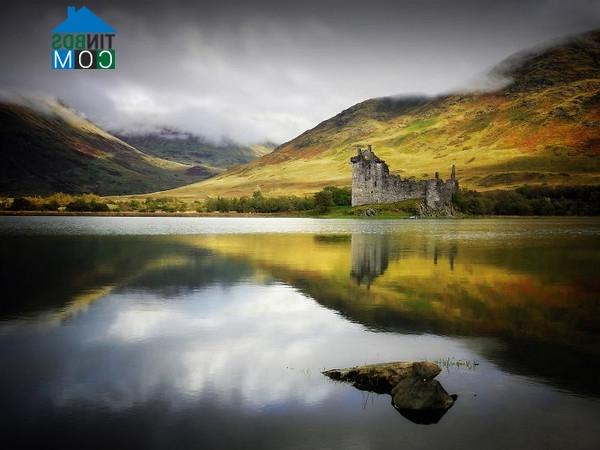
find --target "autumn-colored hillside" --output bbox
[0,98,210,196]
[165,30,600,199]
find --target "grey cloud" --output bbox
[1,0,598,143]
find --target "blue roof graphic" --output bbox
[53,6,116,33]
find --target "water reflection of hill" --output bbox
[198,233,599,348]
[192,232,600,397]
[2,229,599,397]
[0,236,254,320]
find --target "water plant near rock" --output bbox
[323,361,457,424]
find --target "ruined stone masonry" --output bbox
[351,146,458,213]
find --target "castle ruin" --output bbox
[350,146,458,212]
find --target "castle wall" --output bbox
[351,148,458,210]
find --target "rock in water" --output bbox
[323,361,441,393]
[322,361,456,423]
[391,377,456,410]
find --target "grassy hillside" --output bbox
[165,30,600,199]
[116,129,274,174]
[0,98,214,196]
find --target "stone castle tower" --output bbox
[350,146,458,211]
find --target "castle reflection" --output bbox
[350,233,458,286]
[350,234,390,286]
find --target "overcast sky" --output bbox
[1,0,599,143]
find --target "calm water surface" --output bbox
[0,217,599,449]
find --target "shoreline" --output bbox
[0,210,287,218]
[0,211,597,219]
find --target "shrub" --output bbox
[66,198,109,212]
[142,197,188,212]
[322,186,351,206]
[454,186,600,216]
[10,197,35,211]
[314,190,334,214]
[202,190,316,213]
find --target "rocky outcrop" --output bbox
[323,361,457,424]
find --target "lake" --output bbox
[1,216,599,449]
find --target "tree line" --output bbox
[0,186,352,214]
[453,185,600,216]
[202,186,351,213]
[2,185,598,215]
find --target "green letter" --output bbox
[97,49,115,69]
[63,34,73,49]
[51,34,61,49]
[75,34,86,49]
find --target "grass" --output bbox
[314,200,419,218]
[435,357,478,372]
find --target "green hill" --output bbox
[0,98,213,196]
[116,129,275,172]
[165,29,600,199]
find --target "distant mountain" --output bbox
[116,129,275,172]
[166,29,600,199]
[0,98,223,196]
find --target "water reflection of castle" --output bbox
[350,234,457,286]
[350,234,390,286]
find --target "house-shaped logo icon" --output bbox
[51,6,117,70]
[53,6,116,33]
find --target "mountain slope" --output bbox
[0,98,212,196]
[116,129,275,171]
[166,30,600,199]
